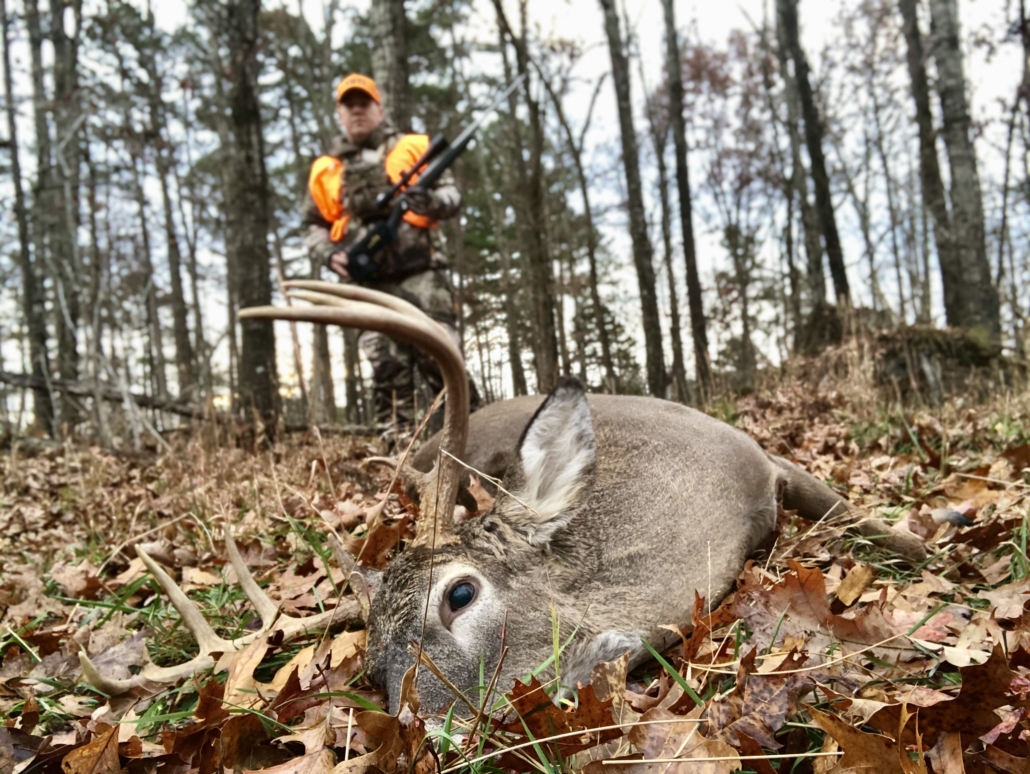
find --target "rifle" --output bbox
[342,73,527,283]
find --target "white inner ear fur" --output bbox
[514,386,596,544]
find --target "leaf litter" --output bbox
[2,383,1030,773]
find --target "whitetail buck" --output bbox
[82,282,925,722]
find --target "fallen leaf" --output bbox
[836,563,875,607]
[61,725,120,774]
[809,706,909,774]
[926,732,965,774]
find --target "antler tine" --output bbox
[223,523,280,627]
[79,544,235,695]
[284,280,434,321]
[220,523,365,636]
[135,545,237,654]
[240,298,469,547]
[80,536,364,696]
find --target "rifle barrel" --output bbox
[415,74,527,190]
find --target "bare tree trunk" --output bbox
[833,132,892,317]
[492,1,559,392]
[128,140,168,400]
[368,0,411,131]
[539,74,617,391]
[778,0,850,305]
[139,29,196,396]
[643,96,688,403]
[272,229,309,419]
[869,81,908,322]
[343,329,363,424]
[26,0,80,429]
[483,155,528,396]
[773,8,825,316]
[599,0,666,398]
[50,0,83,425]
[900,0,964,334]
[756,18,803,350]
[82,141,111,444]
[203,0,278,421]
[2,0,52,434]
[928,0,1001,340]
[661,0,711,399]
[176,91,211,395]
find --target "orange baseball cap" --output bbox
[336,73,381,105]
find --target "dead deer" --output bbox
[82,281,925,725]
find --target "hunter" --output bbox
[303,73,477,436]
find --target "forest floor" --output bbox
[1,374,1029,774]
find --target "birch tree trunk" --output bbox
[2,0,52,434]
[599,0,666,398]
[661,0,711,400]
[928,0,1001,340]
[654,127,689,404]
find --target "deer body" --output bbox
[227,283,923,723]
[368,386,832,716]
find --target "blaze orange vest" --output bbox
[308,134,435,242]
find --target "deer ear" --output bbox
[502,378,596,545]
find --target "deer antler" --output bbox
[79,525,362,696]
[240,281,470,547]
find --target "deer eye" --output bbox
[449,582,475,610]
[441,579,478,628]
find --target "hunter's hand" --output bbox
[402,187,435,216]
[328,251,350,279]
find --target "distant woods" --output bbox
[0,0,1026,440]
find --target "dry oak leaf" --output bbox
[220,713,272,771]
[708,648,811,750]
[330,711,403,774]
[0,728,15,774]
[979,744,1030,774]
[926,732,965,774]
[245,749,335,774]
[49,561,102,600]
[977,578,1030,620]
[868,645,1030,747]
[222,633,272,710]
[1002,444,1030,477]
[60,725,120,774]
[497,674,620,756]
[592,652,638,726]
[682,590,741,663]
[728,560,907,662]
[808,706,922,774]
[618,706,740,774]
[836,563,875,607]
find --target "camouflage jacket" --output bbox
[302,122,461,277]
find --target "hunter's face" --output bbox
[337,92,384,144]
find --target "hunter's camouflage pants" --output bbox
[358,269,477,431]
